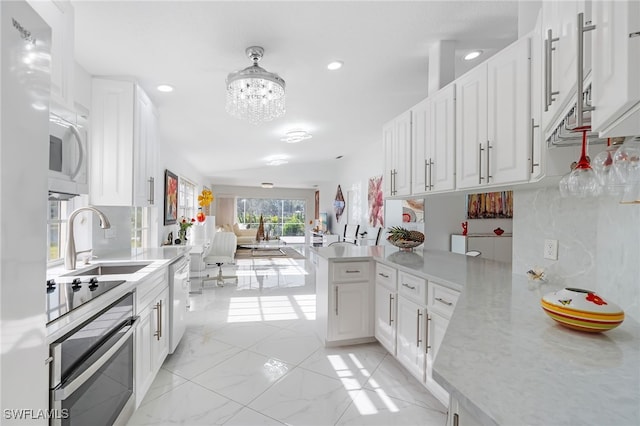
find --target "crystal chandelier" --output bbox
[225,46,285,124]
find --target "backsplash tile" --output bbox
[513,187,639,322]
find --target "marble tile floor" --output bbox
[127,247,447,426]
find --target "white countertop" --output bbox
[312,246,640,425]
[46,246,190,342]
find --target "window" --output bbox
[47,200,70,264]
[178,178,197,220]
[237,198,306,237]
[131,206,150,254]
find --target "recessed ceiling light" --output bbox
[261,182,274,188]
[281,130,312,143]
[157,84,174,92]
[327,61,343,71]
[464,50,482,61]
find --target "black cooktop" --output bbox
[46,277,126,324]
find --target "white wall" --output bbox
[513,187,640,322]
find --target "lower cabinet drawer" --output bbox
[375,262,397,290]
[398,271,427,305]
[332,261,370,282]
[428,282,460,317]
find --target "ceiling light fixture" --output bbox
[327,60,343,71]
[464,50,483,61]
[226,46,286,125]
[157,84,174,92]
[261,182,274,189]
[281,130,312,143]
[267,159,288,166]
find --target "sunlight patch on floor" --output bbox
[226,294,316,323]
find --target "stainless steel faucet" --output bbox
[65,206,111,270]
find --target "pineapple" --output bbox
[387,226,424,243]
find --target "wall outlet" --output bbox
[544,239,558,260]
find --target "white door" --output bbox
[394,110,412,196]
[456,65,488,189]
[375,283,396,354]
[383,121,395,197]
[411,98,430,194]
[331,282,370,341]
[396,296,426,381]
[487,37,531,185]
[430,84,456,192]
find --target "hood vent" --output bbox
[547,85,607,147]
[48,191,79,201]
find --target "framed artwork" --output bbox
[368,175,384,227]
[164,169,178,225]
[466,191,513,219]
[334,185,345,223]
[402,198,424,223]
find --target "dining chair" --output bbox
[202,232,238,286]
[342,224,360,244]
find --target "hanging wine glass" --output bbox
[592,138,625,197]
[614,137,640,204]
[566,128,601,197]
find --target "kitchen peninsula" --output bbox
[312,245,640,426]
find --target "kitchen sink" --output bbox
[67,263,151,276]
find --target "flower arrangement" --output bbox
[179,217,195,232]
[196,189,214,222]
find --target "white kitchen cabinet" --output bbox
[90,78,158,206]
[135,270,169,407]
[316,258,374,346]
[451,234,513,263]
[448,396,483,426]
[412,84,456,194]
[374,262,397,355]
[426,282,460,406]
[27,0,75,109]
[456,37,531,190]
[383,110,412,197]
[540,1,589,134]
[396,271,428,382]
[591,0,640,137]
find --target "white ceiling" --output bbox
[71,1,521,189]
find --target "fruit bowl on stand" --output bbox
[386,226,425,251]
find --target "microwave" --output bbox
[49,113,88,199]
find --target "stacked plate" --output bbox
[541,288,625,332]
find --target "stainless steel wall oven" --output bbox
[49,292,138,426]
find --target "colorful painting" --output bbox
[368,175,384,227]
[466,191,513,219]
[164,169,178,225]
[402,198,424,223]
[334,185,345,223]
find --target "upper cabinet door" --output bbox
[487,37,531,185]
[455,65,488,189]
[394,111,412,196]
[411,98,430,194]
[382,121,395,197]
[27,0,75,109]
[430,84,456,192]
[591,0,640,136]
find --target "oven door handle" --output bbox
[53,317,138,401]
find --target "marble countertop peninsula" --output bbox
[312,246,640,425]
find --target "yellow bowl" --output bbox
[541,288,624,333]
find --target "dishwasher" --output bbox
[168,254,191,354]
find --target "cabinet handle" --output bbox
[630,32,640,38]
[345,270,361,274]
[478,143,485,184]
[576,12,596,128]
[148,177,155,205]
[486,142,492,183]
[389,294,394,325]
[545,29,560,111]
[435,297,453,306]
[530,118,540,174]
[425,315,431,353]
[416,310,422,347]
[378,272,389,278]
[424,159,429,191]
[335,286,339,316]
[402,282,416,290]
[154,300,162,340]
[453,413,459,426]
[429,158,434,190]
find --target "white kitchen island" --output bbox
[312,245,640,426]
